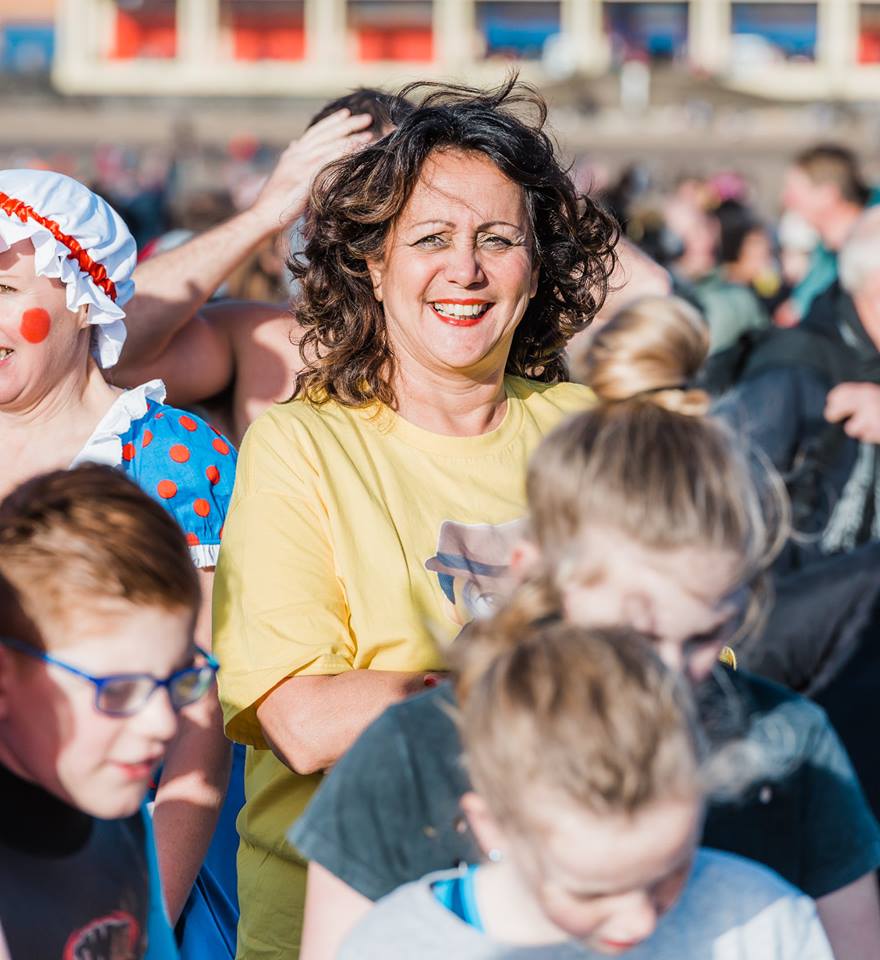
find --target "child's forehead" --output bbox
[24,593,190,657]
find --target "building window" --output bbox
[859,4,880,64]
[110,0,177,59]
[220,0,305,61]
[348,1,434,62]
[603,3,690,66]
[475,1,561,61]
[730,3,818,64]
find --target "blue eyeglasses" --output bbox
[0,635,218,717]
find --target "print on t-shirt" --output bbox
[64,910,140,960]
[425,518,526,625]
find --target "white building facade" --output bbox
[53,0,880,100]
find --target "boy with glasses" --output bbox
[0,464,216,959]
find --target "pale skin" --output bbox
[300,533,880,960]
[256,149,541,775]
[0,240,229,922]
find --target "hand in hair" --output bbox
[825,381,880,444]
[250,109,376,233]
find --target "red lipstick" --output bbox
[429,299,493,327]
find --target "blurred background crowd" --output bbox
[3,0,880,308]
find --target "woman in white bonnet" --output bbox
[0,169,239,950]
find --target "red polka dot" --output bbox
[169,444,190,463]
[212,438,230,456]
[185,532,201,546]
[193,498,211,518]
[142,430,153,449]
[205,465,220,485]
[219,525,225,539]
[157,480,178,499]
[179,415,198,432]
[19,308,51,344]
[155,412,165,419]
[122,442,136,462]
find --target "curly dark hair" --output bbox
[290,76,619,408]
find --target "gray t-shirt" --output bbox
[339,849,831,960]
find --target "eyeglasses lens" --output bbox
[98,677,157,715]
[170,666,214,709]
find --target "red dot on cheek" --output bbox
[19,308,52,344]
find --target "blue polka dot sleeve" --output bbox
[117,399,237,568]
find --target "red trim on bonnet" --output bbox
[0,191,118,301]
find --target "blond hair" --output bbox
[0,465,200,647]
[452,582,702,827]
[533,295,788,640]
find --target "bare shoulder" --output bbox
[197,300,306,439]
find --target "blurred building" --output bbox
[52,0,880,100]
[0,0,56,76]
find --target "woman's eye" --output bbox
[413,234,446,249]
[480,234,512,249]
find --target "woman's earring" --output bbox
[487,848,504,863]
[719,646,737,670]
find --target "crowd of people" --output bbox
[1,77,880,960]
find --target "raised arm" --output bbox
[114,110,373,375]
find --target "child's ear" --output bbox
[75,303,90,330]
[460,791,508,859]
[510,539,541,579]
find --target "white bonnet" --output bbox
[0,169,136,368]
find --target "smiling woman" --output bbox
[212,78,618,959]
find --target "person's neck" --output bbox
[820,203,863,251]
[474,861,567,946]
[0,360,120,486]
[391,361,508,437]
[1,360,118,434]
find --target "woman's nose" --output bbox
[442,242,485,287]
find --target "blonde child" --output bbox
[340,598,831,957]
[0,464,216,958]
[295,296,880,960]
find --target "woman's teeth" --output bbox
[431,302,490,319]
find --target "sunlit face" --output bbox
[0,238,89,411]
[367,149,539,382]
[530,798,699,953]
[554,531,745,685]
[0,602,193,818]
[469,792,701,955]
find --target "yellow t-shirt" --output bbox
[213,375,591,864]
